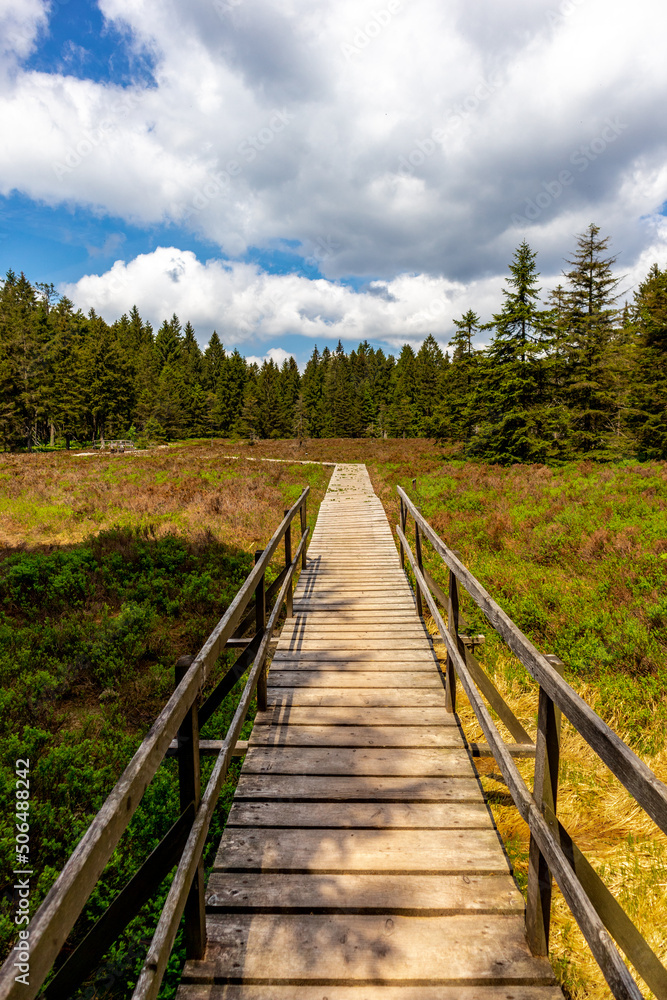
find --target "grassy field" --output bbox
[1,437,666,998]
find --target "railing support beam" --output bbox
[175,655,206,960]
[300,495,308,569]
[284,509,293,618]
[414,512,424,618]
[445,563,460,713]
[526,653,564,956]
[255,551,267,711]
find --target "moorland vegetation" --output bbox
[1,442,666,995]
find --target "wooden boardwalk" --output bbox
[178,463,561,999]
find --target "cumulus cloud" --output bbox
[0,0,49,64]
[246,347,295,368]
[60,246,477,348]
[62,229,667,355]
[2,0,667,307]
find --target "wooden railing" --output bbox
[397,485,667,1000]
[0,488,309,1000]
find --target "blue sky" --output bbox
[1,0,666,364]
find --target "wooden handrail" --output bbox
[0,487,309,1000]
[396,485,667,1000]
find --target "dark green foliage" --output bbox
[628,264,667,458]
[467,240,560,464]
[559,224,622,456]
[0,528,256,997]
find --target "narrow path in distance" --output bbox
[177,463,561,998]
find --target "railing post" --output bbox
[414,510,424,618]
[445,561,460,713]
[175,655,206,960]
[526,653,564,956]
[399,498,407,570]
[255,550,267,711]
[284,509,293,618]
[299,494,307,569]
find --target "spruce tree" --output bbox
[322,341,352,437]
[435,309,480,444]
[388,344,416,437]
[469,241,556,463]
[560,223,621,455]
[202,332,225,391]
[214,349,248,435]
[301,346,325,437]
[628,264,667,457]
[277,357,300,437]
[413,335,445,437]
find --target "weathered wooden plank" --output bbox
[254,707,457,727]
[205,871,522,911]
[183,913,555,983]
[279,627,429,639]
[292,603,417,612]
[267,688,444,706]
[278,640,434,651]
[226,801,492,830]
[285,612,418,621]
[242,747,474,776]
[214,828,510,873]
[178,986,564,999]
[248,726,461,749]
[235,773,484,801]
[271,650,437,664]
[267,671,442,687]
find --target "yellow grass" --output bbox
[0,440,333,553]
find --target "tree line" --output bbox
[0,223,665,462]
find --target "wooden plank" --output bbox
[277,640,434,651]
[267,688,445,705]
[254,707,457,727]
[292,604,418,612]
[235,773,484,801]
[213,828,510,873]
[178,987,564,999]
[280,621,430,647]
[226,801,492,830]
[205,871,522,911]
[271,650,437,664]
[248,726,461,749]
[285,613,421,623]
[182,913,555,983]
[267,671,442,687]
[242,747,474,776]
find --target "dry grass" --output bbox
[0,440,333,553]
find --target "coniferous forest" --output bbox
[1,223,666,463]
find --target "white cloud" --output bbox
[0,0,48,64]
[2,0,667,303]
[61,217,667,353]
[245,347,295,368]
